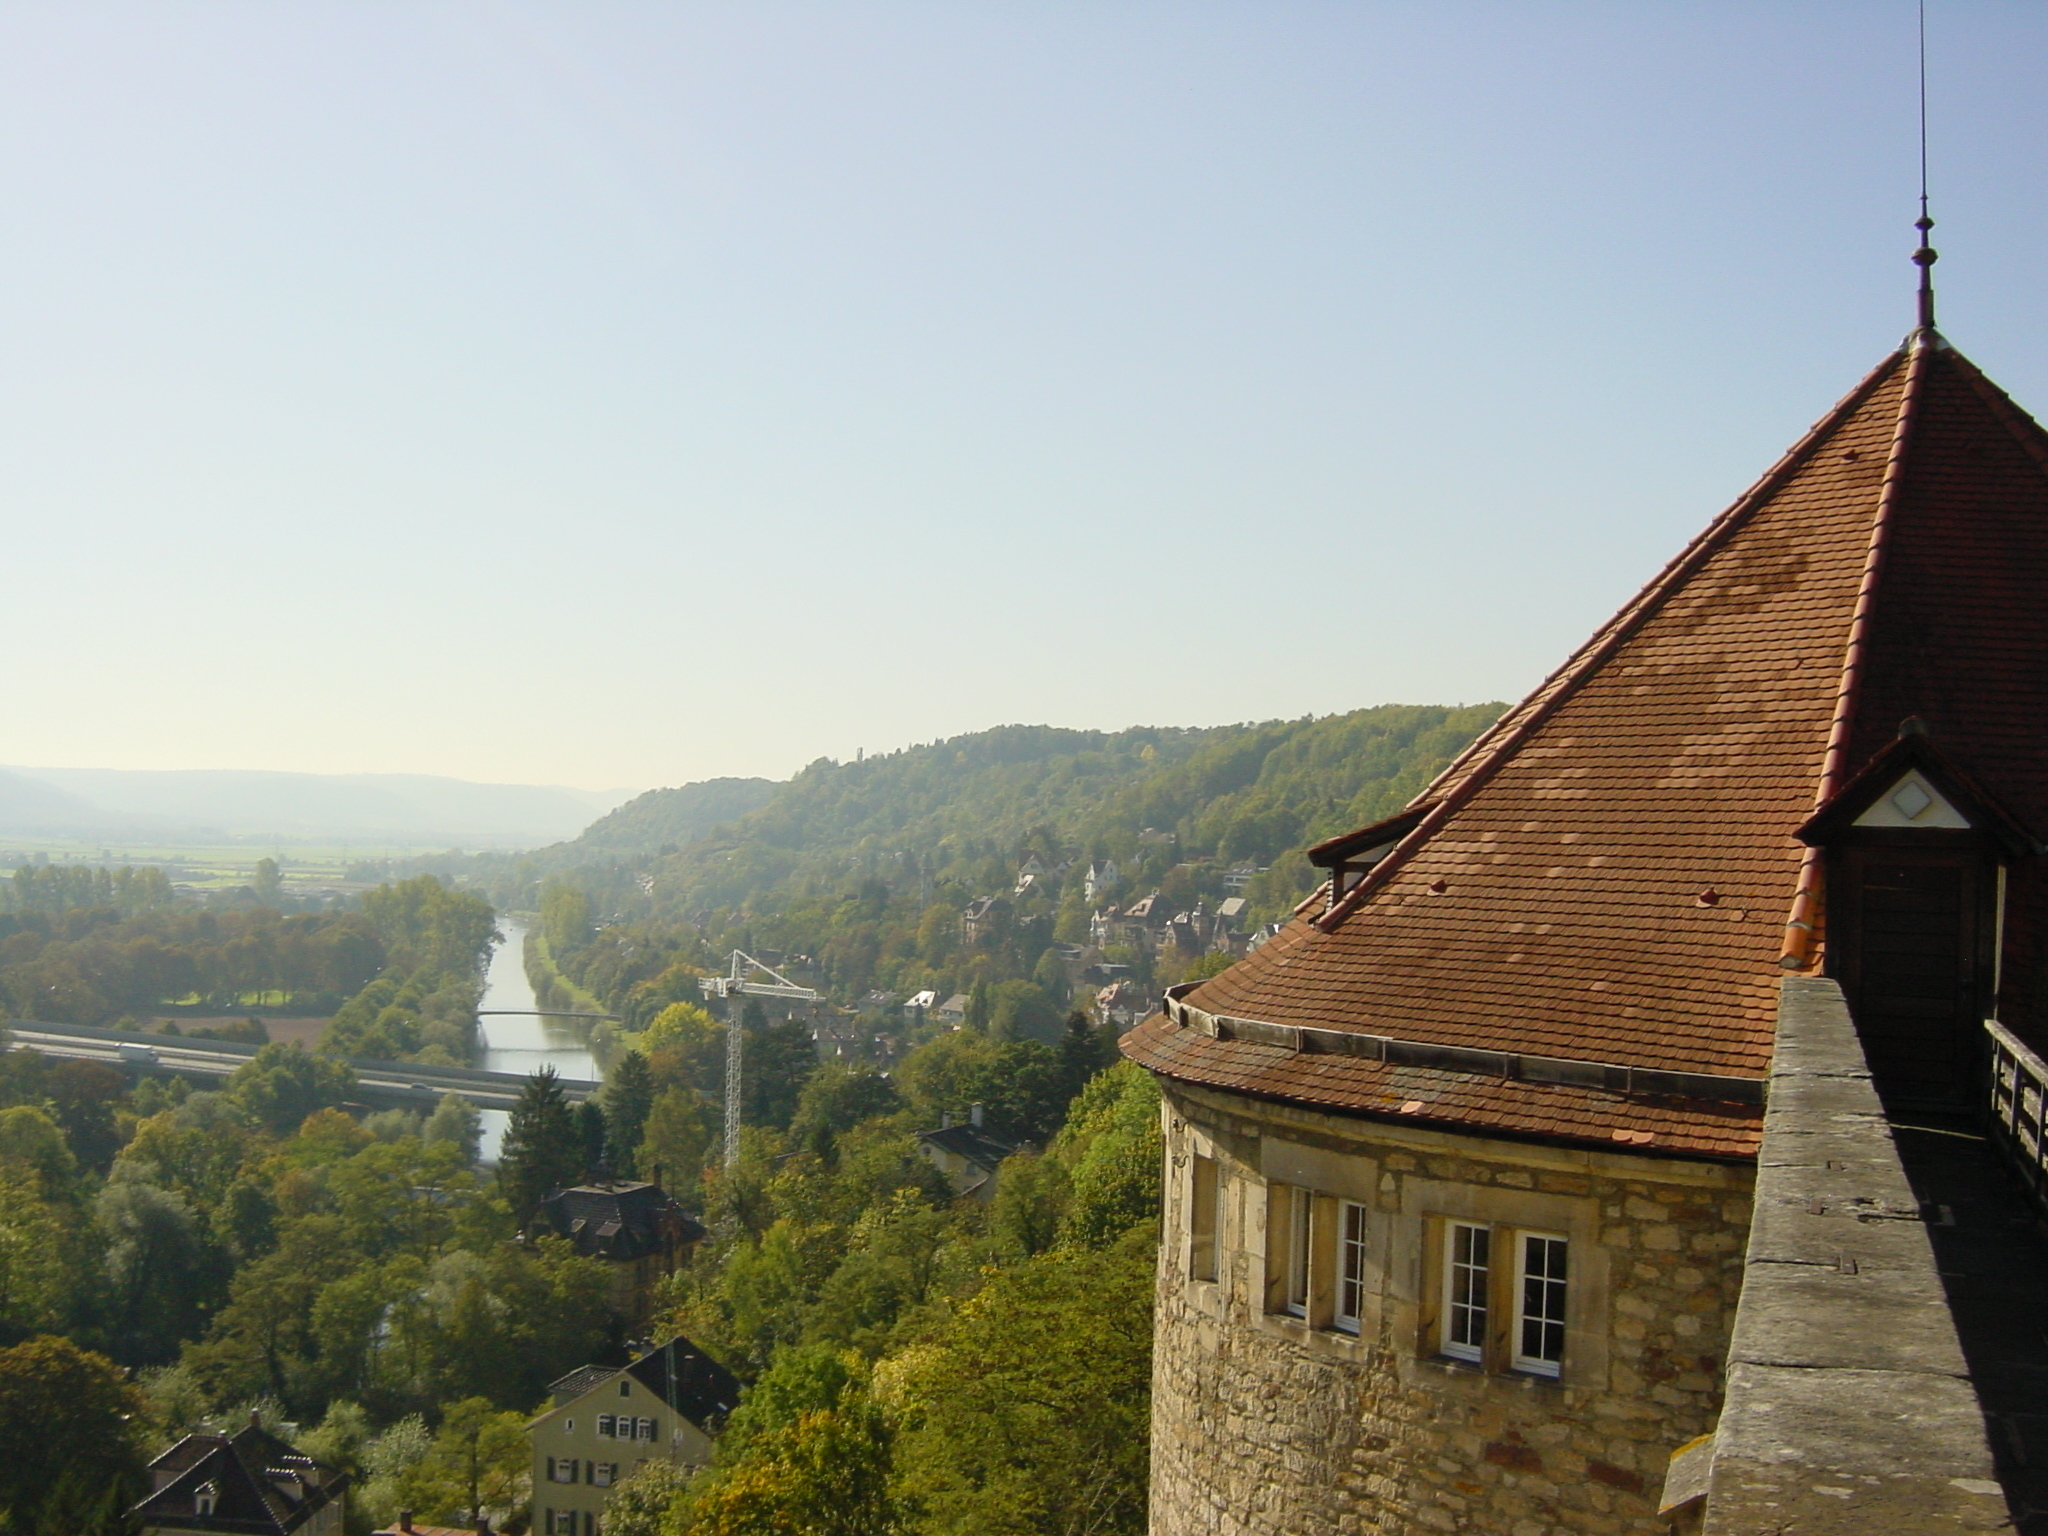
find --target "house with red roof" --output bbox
[1124,257,2048,1533]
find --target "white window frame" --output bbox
[1334,1200,1368,1334]
[1512,1230,1569,1377]
[1281,1185,1312,1318]
[592,1463,617,1488]
[638,1416,658,1441]
[596,1413,615,1438]
[1441,1220,1491,1364]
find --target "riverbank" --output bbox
[475,918,600,1160]
[522,928,628,1069]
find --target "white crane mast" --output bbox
[698,950,820,1167]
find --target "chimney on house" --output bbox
[970,1103,984,1128]
[248,1407,262,1429]
[399,1513,414,1534]
[942,1111,953,1130]
[475,1517,492,1536]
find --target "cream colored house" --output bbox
[528,1337,739,1536]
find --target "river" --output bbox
[474,916,601,1162]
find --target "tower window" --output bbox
[1513,1233,1569,1376]
[1442,1222,1490,1363]
[1190,1154,1220,1283]
[1334,1201,1368,1333]
[1282,1186,1312,1318]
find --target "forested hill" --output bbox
[570,776,780,854]
[564,707,1499,878]
[496,704,1501,1017]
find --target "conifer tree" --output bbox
[498,1066,581,1225]
[603,1051,655,1170]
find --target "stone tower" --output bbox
[1123,324,2048,1533]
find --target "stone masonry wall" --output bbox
[1151,1084,1754,1536]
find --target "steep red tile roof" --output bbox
[1126,332,2048,1159]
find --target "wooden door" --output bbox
[1831,842,1987,1109]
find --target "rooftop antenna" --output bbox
[1911,0,1938,332]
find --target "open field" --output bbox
[0,839,458,891]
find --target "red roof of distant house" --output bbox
[1125,333,2048,1160]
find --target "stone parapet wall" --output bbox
[1150,1085,1752,1535]
[1687,977,2007,1533]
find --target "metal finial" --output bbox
[1913,206,1937,332]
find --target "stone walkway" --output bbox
[1890,1114,2048,1534]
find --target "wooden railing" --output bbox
[1987,1019,2048,1209]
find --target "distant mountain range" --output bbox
[0,766,635,848]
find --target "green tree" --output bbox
[1052,1062,1162,1249]
[0,1171,68,1340]
[788,1066,899,1159]
[987,1152,1068,1261]
[226,1042,357,1136]
[602,1461,691,1536]
[380,1239,611,1411]
[395,1396,530,1525]
[42,1059,126,1173]
[425,1093,484,1164]
[360,876,499,978]
[499,1066,583,1224]
[640,1087,715,1193]
[1056,1012,1115,1104]
[683,1352,895,1536]
[96,1172,208,1363]
[0,1335,146,1536]
[574,1099,610,1176]
[0,1104,78,1193]
[603,1051,657,1167]
[539,882,593,957]
[182,1215,356,1412]
[252,857,284,905]
[986,981,1061,1045]
[886,1225,1155,1536]
[743,1017,819,1131]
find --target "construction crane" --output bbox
[698,950,820,1167]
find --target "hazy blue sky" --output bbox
[3,2,2043,791]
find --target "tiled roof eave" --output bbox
[1121,1012,1763,1163]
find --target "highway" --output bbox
[3,1018,598,1111]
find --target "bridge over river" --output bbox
[3,1017,599,1112]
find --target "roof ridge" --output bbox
[1778,335,1935,970]
[1313,345,1912,934]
